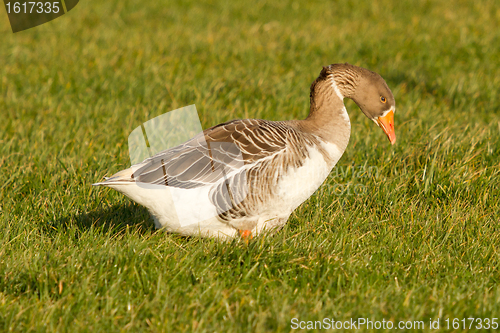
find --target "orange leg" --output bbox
[238,230,253,242]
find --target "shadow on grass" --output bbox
[51,202,157,237]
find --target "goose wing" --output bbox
[103,118,317,220]
[130,119,307,188]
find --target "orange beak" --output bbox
[376,110,396,145]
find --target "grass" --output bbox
[1,0,500,331]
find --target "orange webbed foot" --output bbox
[238,230,253,243]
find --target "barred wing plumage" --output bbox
[128,118,320,221]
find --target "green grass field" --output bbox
[1,0,500,331]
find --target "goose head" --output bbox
[324,63,397,145]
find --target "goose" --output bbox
[94,63,396,240]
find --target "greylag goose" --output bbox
[94,63,396,240]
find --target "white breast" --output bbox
[276,140,344,213]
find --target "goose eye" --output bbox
[380,96,387,103]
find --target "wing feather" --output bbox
[115,118,326,221]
